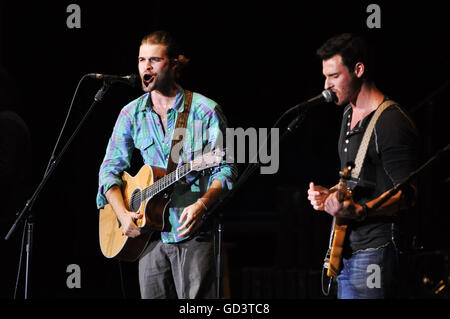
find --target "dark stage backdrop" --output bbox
[0,1,449,299]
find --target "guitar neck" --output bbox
[142,162,193,200]
[337,179,345,202]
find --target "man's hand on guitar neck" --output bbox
[105,185,143,238]
[323,191,362,220]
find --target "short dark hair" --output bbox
[317,33,371,79]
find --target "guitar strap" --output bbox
[350,99,397,180]
[166,89,193,174]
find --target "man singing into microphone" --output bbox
[307,33,418,298]
[96,30,236,298]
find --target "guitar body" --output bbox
[325,167,352,278]
[99,165,170,262]
[327,217,348,277]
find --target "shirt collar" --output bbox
[139,85,186,113]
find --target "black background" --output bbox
[1,0,449,299]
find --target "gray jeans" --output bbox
[138,232,217,299]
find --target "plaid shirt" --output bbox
[96,86,236,243]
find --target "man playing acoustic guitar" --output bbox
[307,33,418,298]
[96,31,236,298]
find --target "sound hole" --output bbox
[129,189,142,212]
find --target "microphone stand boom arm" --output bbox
[371,143,450,210]
[5,82,110,241]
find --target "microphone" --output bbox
[305,88,337,105]
[87,73,138,87]
[285,89,337,115]
[286,89,337,132]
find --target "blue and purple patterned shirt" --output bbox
[96,86,236,243]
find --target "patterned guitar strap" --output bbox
[350,99,397,181]
[166,89,193,174]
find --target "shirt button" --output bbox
[347,122,350,126]
[344,148,347,152]
[345,139,349,144]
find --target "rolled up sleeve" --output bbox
[204,105,237,191]
[96,110,135,209]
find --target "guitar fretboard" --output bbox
[142,162,193,201]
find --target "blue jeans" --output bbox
[337,242,399,299]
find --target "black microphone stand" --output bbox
[4,80,111,299]
[195,100,317,299]
[371,143,450,210]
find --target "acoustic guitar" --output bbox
[99,149,224,262]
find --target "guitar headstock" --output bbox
[191,149,224,171]
[339,167,351,180]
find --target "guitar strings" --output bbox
[128,149,224,210]
[129,162,192,210]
